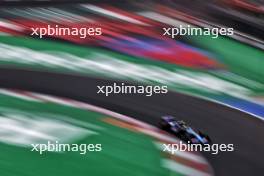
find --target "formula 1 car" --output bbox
[160,116,211,144]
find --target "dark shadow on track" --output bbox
[0,67,263,176]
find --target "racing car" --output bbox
[159,116,211,144]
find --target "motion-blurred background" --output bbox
[0,0,263,176]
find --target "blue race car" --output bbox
[159,116,211,144]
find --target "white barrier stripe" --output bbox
[0,89,41,102]
[30,93,78,106]
[82,4,147,25]
[138,12,196,28]
[162,159,211,176]
[0,20,24,31]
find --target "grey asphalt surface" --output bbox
[0,67,264,176]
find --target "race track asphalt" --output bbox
[0,67,263,176]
